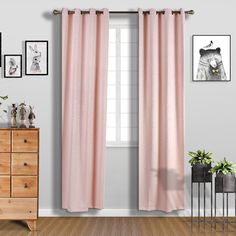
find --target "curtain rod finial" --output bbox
[188,10,195,15]
[53,9,60,15]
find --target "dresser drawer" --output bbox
[12,153,38,175]
[0,198,37,219]
[12,176,37,198]
[0,131,10,152]
[0,176,10,197]
[0,153,10,175]
[12,131,38,153]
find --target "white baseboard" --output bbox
[39,208,236,217]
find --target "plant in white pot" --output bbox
[188,150,214,182]
[210,158,236,193]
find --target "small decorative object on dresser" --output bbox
[19,102,27,128]
[25,40,48,75]
[0,128,39,231]
[11,104,17,127]
[4,55,22,78]
[28,106,36,128]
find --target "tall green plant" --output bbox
[188,149,214,166]
[210,158,236,175]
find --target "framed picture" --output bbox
[192,35,231,82]
[25,40,48,75]
[0,33,2,67]
[4,54,22,78]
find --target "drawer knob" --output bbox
[24,162,28,166]
[24,139,27,143]
[24,183,28,188]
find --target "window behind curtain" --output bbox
[106,16,138,147]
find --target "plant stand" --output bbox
[214,175,236,230]
[191,165,213,223]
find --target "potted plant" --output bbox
[0,95,8,121]
[188,149,214,182]
[210,158,236,193]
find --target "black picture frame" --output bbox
[4,54,22,78]
[192,34,231,82]
[25,40,48,76]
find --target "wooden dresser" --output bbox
[0,128,39,231]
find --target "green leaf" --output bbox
[0,95,8,100]
[187,149,214,166]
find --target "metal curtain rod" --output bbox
[53,9,195,15]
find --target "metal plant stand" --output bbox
[191,165,213,223]
[214,175,236,230]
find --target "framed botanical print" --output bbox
[192,35,231,81]
[4,54,22,78]
[25,40,48,75]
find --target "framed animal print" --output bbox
[0,33,2,67]
[25,40,48,75]
[192,35,231,82]
[4,54,22,78]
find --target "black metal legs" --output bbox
[198,182,200,222]
[191,181,193,221]
[191,181,212,223]
[215,192,236,230]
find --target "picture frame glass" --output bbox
[4,55,22,78]
[193,35,231,81]
[25,41,48,75]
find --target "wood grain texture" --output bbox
[0,176,10,197]
[11,176,37,198]
[0,130,10,152]
[12,130,38,153]
[0,198,37,220]
[25,220,37,231]
[11,153,38,175]
[0,153,10,174]
[0,128,39,232]
[0,217,235,235]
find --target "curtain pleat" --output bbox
[62,8,109,212]
[139,9,185,212]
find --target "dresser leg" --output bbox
[26,220,37,231]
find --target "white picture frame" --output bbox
[192,35,231,82]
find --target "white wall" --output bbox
[0,0,235,216]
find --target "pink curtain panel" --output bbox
[139,9,185,212]
[61,8,109,212]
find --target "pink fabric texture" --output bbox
[139,9,185,212]
[62,8,109,212]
